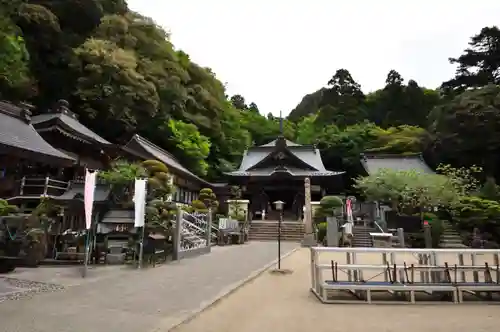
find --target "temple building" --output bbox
[31,99,117,181]
[122,134,210,205]
[0,101,75,198]
[225,136,344,220]
[360,153,435,175]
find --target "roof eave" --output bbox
[123,135,211,186]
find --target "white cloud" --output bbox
[127,0,500,116]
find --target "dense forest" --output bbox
[1,0,500,184]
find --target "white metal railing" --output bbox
[18,176,70,197]
[310,246,500,304]
[187,211,218,239]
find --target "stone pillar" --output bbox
[172,208,183,261]
[206,208,212,249]
[326,216,339,247]
[396,228,405,248]
[302,177,315,246]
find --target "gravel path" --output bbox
[173,248,500,332]
[0,277,64,303]
[0,241,298,332]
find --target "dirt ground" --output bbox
[172,248,500,332]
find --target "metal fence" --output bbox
[172,210,212,260]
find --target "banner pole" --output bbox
[82,230,90,277]
[138,226,145,269]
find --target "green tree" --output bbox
[168,119,211,176]
[98,160,146,204]
[479,177,500,201]
[287,88,325,122]
[316,69,366,127]
[354,169,458,214]
[365,71,440,128]
[0,199,18,216]
[230,94,247,110]
[142,160,175,231]
[316,196,343,218]
[429,85,500,177]
[295,114,321,144]
[192,188,219,213]
[441,26,500,95]
[72,38,160,134]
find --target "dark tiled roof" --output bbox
[123,134,209,185]
[100,209,135,224]
[32,112,111,145]
[259,139,301,147]
[53,183,110,202]
[234,137,331,174]
[360,153,434,175]
[0,101,75,165]
[226,166,343,177]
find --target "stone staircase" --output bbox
[249,220,304,242]
[352,225,374,247]
[439,220,467,248]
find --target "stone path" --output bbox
[173,248,500,332]
[0,241,298,332]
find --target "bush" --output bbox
[191,199,207,212]
[451,196,500,243]
[316,196,343,218]
[316,222,327,244]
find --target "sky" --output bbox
[126,0,500,116]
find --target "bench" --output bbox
[318,260,500,303]
[322,261,458,303]
[218,218,242,245]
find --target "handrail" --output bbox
[373,220,385,233]
[17,176,70,197]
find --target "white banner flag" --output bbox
[134,179,148,227]
[84,169,98,229]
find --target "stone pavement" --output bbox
[0,241,298,332]
[173,248,500,332]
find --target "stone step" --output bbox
[250,224,304,228]
[441,235,462,239]
[248,238,302,242]
[439,239,463,243]
[249,232,303,237]
[249,233,303,238]
[250,226,304,230]
[440,242,468,248]
[249,230,303,234]
[249,235,303,240]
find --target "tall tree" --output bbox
[230,94,246,110]
[0,6,30,99]
[247,102,259,113]
[316,69,366,127]
[428,84,500,178]
[287,88,325,121]
[365,71,440,128]
[441,26,500,94]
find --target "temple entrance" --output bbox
[265,188,297,220]
[247,180,304,221]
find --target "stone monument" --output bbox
[302,177,316,246]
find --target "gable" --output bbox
[248,148,318,171]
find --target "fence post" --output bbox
[43,177,49,195]
[397,228,405,248]
[20,176,25,195]
[172,208,183,261]
[206,208,212,250]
